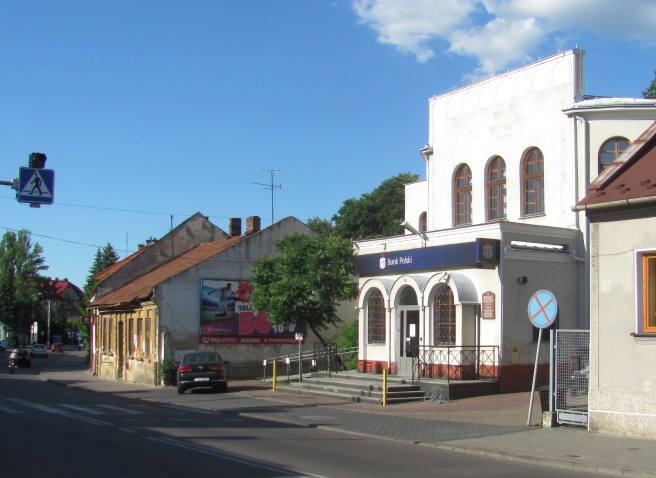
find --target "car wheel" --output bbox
[177,385,185,394]
[221,383,228,393]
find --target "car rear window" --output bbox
[184,353,220,363]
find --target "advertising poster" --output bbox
[200,279,302,344]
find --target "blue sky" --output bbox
[1,0,655,289]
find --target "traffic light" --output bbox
[29,152,47,169]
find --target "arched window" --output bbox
[487,156,506,221]
[367,289,385,344]
[433,285,455,345]
[418,212,427,232]
[599,137,630,173]
[523,148,544,216]
[454,164,472,226]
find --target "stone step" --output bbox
[287,375,426,404]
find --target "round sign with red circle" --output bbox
[527,290,558,328]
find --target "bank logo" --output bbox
[379,254,386,270]
[482,244,494,260]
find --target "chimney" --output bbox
[229,217,242,237]
[246,216,261,235]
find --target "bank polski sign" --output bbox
[355,238,500,276]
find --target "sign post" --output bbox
[295,332,303,382]
[527,289,558,426]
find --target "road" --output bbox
[0,353,602,477]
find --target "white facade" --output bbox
[356,49,656,393]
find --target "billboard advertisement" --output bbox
[200,279,302,344]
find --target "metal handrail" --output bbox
[262,344,357,381]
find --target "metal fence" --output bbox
[414,345,499,383]
[554,329,589,426]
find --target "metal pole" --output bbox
[527,328,542,426]
[47,300,51,347]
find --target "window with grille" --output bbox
[137,318,143,355]
[128,318,134,355]
[109,318,114,353]
[455,164,472,226]
[145,317,151,357]
[367,289,386,344]
[599,137,629,174]
[643,254,656,333]
[488,156,506,221]
[433,285,455,345]
[523,148,544,216]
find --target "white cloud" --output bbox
[352,0,656,76]
[352,0,476,63]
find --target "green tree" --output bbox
[643,69,656,99]
[251,232,358,344]
[83,243,120,299]
[306,217,334,236]
[332,172,419,240]
[0,230,48,328]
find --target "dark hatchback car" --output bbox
[177,352,229,394]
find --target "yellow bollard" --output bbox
[272,360,277,392]
[382,369,388,406]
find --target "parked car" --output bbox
[176,352,229,394]
[30,344,49,358]
[9,348,31,367]
[51,342,63,353]
[0,340,6,351]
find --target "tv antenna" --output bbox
[253,169,281,225]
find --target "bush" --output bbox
[337,321,358,370]
[160,358,178,386]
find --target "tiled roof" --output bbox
[91,235,247,307]
[94,245,149,282]
[576,121,656,210]
[39,278,83,300]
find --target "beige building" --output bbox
[90,214,355,385]
[575,121,656,439]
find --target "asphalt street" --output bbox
[34,349,656,478]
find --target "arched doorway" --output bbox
[397,286,419,376]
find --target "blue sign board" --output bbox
[354,238,500,276]
[527,290,558,328]
[17,167,55,205]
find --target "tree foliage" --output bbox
[84,243,121,299]
[305,217,334,236]
[251,232,358,341]
[0,230,48,328]
[643,69,656,99]
[332,172,419,240]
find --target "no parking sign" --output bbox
[527,290,558,328]
[526,289,558,425]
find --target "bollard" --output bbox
[272,360,277,392]
[382,369,388,406]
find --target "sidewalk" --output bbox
[41,353,655,478]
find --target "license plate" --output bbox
[194,377,210,382]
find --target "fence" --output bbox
[414,345,499,383]
[554,329,589,426]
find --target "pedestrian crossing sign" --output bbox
[17,167,55,205]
